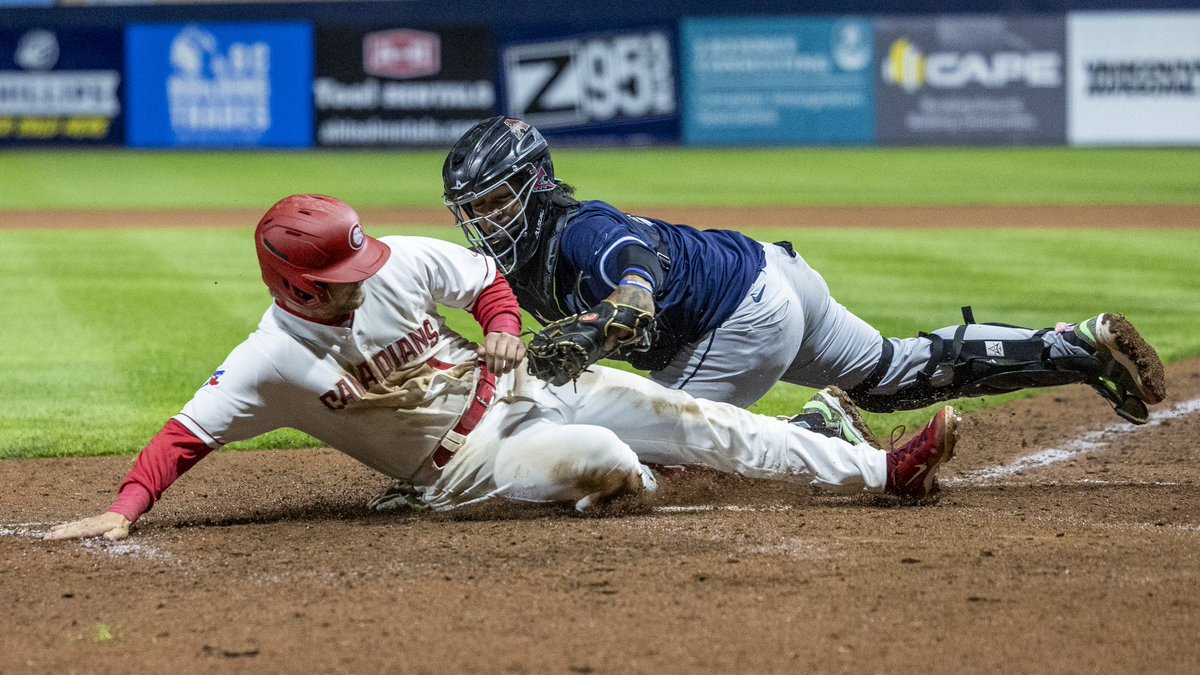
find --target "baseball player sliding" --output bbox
[442,117,1167,426]
[47,195,956,541]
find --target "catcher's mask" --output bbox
[255,194,390,310]
[443,116,558,274]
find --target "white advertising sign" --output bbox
[1068,11,1200,145]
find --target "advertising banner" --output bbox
[314,25,495,147]
[500,27,678,143]
[875,15,1067,145]
[681,17,875,145]
[1068,11,1200,146]
[0,28,123,146]
[125,23,313,148]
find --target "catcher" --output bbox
[443,116,1167,425]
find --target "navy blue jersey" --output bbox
[557,201,765,348]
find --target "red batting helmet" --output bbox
[254,194,390,309]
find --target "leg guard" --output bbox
[849,307,1100,413]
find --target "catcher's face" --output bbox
[448,171,541,273]
[466,182,524,233]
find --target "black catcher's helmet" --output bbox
[442,116,559,273]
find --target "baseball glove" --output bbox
[527,301,656,386]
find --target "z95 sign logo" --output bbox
[503,30,675,128]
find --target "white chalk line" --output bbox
[0,523,51,538]
[652,504,794,514]
[1,521,172,560]
[944,396,1200,486]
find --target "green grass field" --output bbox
[4,147,1200,210]
[1,148,1198,459]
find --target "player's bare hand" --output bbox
[478,331,526,375]
[44,512,131,541]
[603,326,636,353]
[603,276,655,352]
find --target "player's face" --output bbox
[300,281,365,320]
[467,183,523,234]
[324,281,365,313]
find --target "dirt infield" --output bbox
[2,205,1198,672]
[2,359,1198,672]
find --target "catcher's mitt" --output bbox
[527,301,655,386]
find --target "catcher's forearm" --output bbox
[607,274,655,315]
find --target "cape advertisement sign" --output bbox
[875,15,1067,145]
[0,28,123,146]
[315,26,495,147]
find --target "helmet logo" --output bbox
[349,223,366,250]
[504,119,530,138]
[531,167,556,192]
[453,179,469,190]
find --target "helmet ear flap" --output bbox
[283,279,324,307]
[259,265,326,309]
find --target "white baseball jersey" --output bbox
[175,236,497,480]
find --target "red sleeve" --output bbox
[470,270,522,336]
[107,418,214,524]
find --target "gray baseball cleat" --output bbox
[788,386,879,448]
[1069,313,1166,424]
[367,481,430,512]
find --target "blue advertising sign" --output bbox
[125,23,313,148]
[499,26,679,144]
[0,27,124,146]
[681,17,875,145]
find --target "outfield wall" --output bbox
[2,4,1199,148]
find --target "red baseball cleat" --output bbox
[886,406,960,499]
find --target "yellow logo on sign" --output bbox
[883,39,926,92]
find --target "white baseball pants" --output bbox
[409,365,887,510]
